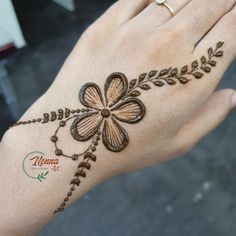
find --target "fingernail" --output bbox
[231,93,236,108]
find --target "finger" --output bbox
[174,6,236,118]
[195,5,236,66]
[189,6,236,97]
[97,0,149,28]
[130,0,192,27]
[165,0,236,45]
[176,89,236,149]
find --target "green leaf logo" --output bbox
[36,171,49,182]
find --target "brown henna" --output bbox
[54,131,100,214]
[9,42,224,214]
[123,41,224,99]
[11,107,91,127]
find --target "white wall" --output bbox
[0,0,26,48]
[53,0,75,11]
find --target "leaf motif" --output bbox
[200,56,207,64]
[42,171,48,178]
[178,77,190,84]
[159,68,171,77]
[36,171,48,182]
[192,60,198,69]
[90,154,96,162]
[129,79,137,89]
[193,72,204,79]
[201,66,211,73]
[149,70,158,77]
[153,81,164,87]
[37,174,42,182]
[84,152,96,161]
[216,41,224,48]
[129,90,141,97]
[138,73,147,83]
[209,60,216,67]
[181,65,188,74]
[165,79,176,85]
[215,51,224,57]
[139,84,151,90]
[208,47,213,57]
[170,68,178,76]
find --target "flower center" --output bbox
[101,109,110,118]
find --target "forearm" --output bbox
[0,70,109,234]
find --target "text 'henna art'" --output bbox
[10,42,224,214]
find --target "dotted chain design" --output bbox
[11,107,92,127]
[51,114,98,161]
[54,130,100,213]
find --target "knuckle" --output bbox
[107,1,121,13]
[77,26,102,52]
[222,0,235,11]
[177,141,195,156]
[214,0,230,12]
[198,0,231,12]
[173,136,196,156]
[219,9,236,41]
[112,29,130,47]
[165,23,185,38]
[228,8,236,25]
[153,25,182,46]
[80,24,101,46]
[81,25,95,40]
[114,26,142,48]
[148,23,185,55]
[191,0,232,27]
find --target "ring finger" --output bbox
[131,0,192,27]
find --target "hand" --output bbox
[47,0,236,174]
[1,0,236,233]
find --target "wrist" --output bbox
[0,96,108,233]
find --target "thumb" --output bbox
[176,89,236,148]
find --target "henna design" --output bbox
[10,42,224,214]
[54,130,100,214]
[123,41,224,99]
[72,72,146,152]
[51,115,99,161]
[11,107,91,127]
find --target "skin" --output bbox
[0,0,236,235]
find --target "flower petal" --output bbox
[104,73,128,107]
[111,98,146,123]
[102,117,129,152]
[79,83,104,110]
[71,112,103,141]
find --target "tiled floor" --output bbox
[1,1,236,235]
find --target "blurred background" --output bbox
[0,0,236,235]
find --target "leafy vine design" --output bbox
[123,41,224,99]
[10,41,224,214]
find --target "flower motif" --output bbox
[70,73,146,152]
